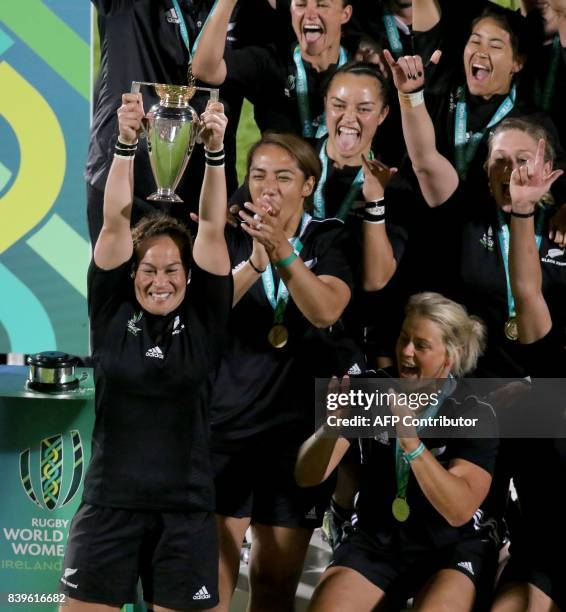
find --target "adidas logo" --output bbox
[347,363,362,376]
[305,506,318,520]
[457,561,474,576]
[145,346,164,359]
[193,586,211,600]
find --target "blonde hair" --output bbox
[404,293,486,377]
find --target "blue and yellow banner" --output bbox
[0,1,91,355]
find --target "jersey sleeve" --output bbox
[313,226,354,290]
[446,396,499,476]
[87,258,133,329]
[187,261,233,342]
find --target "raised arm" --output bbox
[550,0,566,45]
[412,0,441,32]
[509,139,563,343]
[191,0,237,85]
[239,203,351,328]
[192,101,231,276]
[361,156,399,291]
[384,49,459,207]
[93,92,143,270]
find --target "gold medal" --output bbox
[392,497,410,522]
[268,324,288,349]
[504,316,518,341]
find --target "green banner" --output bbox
[0,367,94,609]
[0,1,91,355]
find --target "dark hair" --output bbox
[245,132,322,212]
[323,60,390,107]
[131,212,193,271]
[488,117,556,166]
[470,6,528,61]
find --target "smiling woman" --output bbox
[296,292,498,612]
[58,93,233,611]
[464,11,524,99]
[131,215,193,315]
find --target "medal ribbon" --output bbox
[293,45,348,138]
[394,375,457,502]
[383,13,404,58]
[454,84,516,179]
[534,35,560,112]
[313,139,373,220]
[496,207,545,321]
[171,0,219,62]
[261,213,311,323]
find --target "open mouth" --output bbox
[303,23,324,44]
[149,291,172,303]
[399,362,419,378]
[471,62,491,82]
[336,126,360,152]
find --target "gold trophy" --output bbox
[131,80,219,203]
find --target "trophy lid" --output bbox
[154,84,196,108]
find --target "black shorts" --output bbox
[59,503,218,609]
[211,436,335,529]
[499,547,565,610]
[331,527,498,610]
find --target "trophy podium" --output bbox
[131,80,219,203]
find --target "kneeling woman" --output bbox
[296,293,499,612]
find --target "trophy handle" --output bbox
[195,88,220,144]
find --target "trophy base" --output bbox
[147,190,184,203]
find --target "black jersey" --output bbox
[88,0,239,203]
[228,160,407,352]
[354,372,499,549]
[223,43,344,135]
[436,186,566,376]
[210,218,355,444]
[83,259,232,511]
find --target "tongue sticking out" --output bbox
[474,67,490,82]
[337,129,359,152]
[305,30,322,43]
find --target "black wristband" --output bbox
[114,141,137,158]
[116,138,138,150]
[204,147,225,159]
[248,258,266,274]
[205,157,225,167]
[510,209,536,218]
[363,199,386,223]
